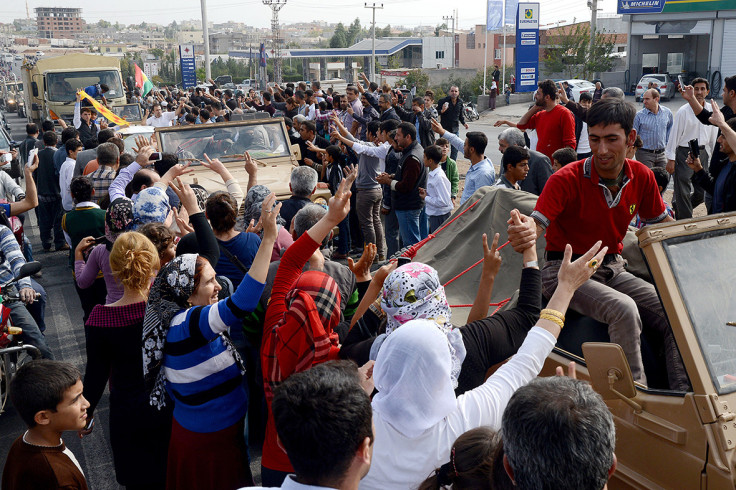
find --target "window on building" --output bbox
[495,49,502,59]
[436,51,445,59]
[466,33,475,49]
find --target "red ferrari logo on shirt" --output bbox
[629,204,636,215]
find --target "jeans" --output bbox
[336,216,351,255]
[419,207,429,240]
[382,208,401,258]
[395,208,422,247]
[673,146,708,220]
[541,256,689,391]
[22,235,33,262]
[37,195,64,250]
[356,188,385,256]
[7,287,53,359]
[428,212,451,233]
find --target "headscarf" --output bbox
[105,197,135,248]
[263,270,341,399]
[380,262,466,388]
[373,320,458,438]
[236,184,285,234]
[132,186,171,229]
[141,254,244,409]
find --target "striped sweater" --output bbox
[164,273,265,433]
[0,224,31,291]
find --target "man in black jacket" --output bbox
[689,113,736,213]
[437,86,468,160]
[377,93,400,122]
[393,96,435,148]
[33,131,66,251]
[18,123,39,167]
[298,120,330,167]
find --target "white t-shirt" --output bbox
[146,111,177,128]
[577,121,591,154]
[59,157,76,211]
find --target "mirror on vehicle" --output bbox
[583,342,638,400]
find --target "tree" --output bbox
[347,18,362,46]
[97,20,111,29]
[398,70,430,94]
[150,48,164,59]
[542,24,616,80]
[330,23,348,48]
[434,23,447,37]
[387,55,401,69]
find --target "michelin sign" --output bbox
[618,0,666,13]
[515,3,539,92]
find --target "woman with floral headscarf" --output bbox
[260,169,357,487]
[237,184,293,261]
[141,185,280,490]
[342,211,544,395]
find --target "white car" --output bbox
[559,79,596,102]
[35,51,45,58]
[635,74,675,102]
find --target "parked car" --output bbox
[635,74,675,101]
[559,79,597,102]
[35,51,45,58]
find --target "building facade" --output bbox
[35,7,85,39]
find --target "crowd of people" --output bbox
[0,69,733,490]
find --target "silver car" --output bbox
[635,74,675,102]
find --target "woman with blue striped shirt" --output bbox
[142,181,281,490]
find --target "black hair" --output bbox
[412,96,425,106]
[210,100,222,111]
[651,167,670,193]
[43,130,58,146]
[501,145,530,172]
[97,128,116,144]
[263,92,272,102]
[154,153,178,177]
[199,109,211,121]
[691,77,709,90]
[579,92,593,102]
[369,81,379,92]
[100,83,110,92]
[26,123,38,135]
[206,192,237,233]
[466,131,488,156]
[586,98,637,135]
[367,120,381,137]
[295,90,305,100]
[301,120,317,134]
[126,170,157,197]
[725,75,736,94]
[70,176,93,202]
[305,89,314,98]
[538,79,558,100]
[65,138,83,155]
[185,113,197,124]
[325,145,342,163]
[61,127,79,145]
[551,147,578,167]
[283,116,293,129]
[424,145,443,164]
[226,99,237,111]
[272,361,373,483]
[380,119,400,133]
[41,120,55,132]
[10,360,81,428]
[119,153,135,169]
[398,121,417,141]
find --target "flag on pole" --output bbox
[77,91,129,128]
[487,0,503,30]
[134,63,153,97]
[505,0,519,25]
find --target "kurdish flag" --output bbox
[134,63,153,97]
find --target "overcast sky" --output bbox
[1,0,620,30]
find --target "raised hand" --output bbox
[201,153,227,175]
[348,243,377,282]
[260,193,281,243]
[244,152,258,175]
[430,118,444,135]
[169,176,200,214]
[481,232,502,278]
[557,241,608,293]
[709,100,726,127]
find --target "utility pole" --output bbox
[443,13,455,68]
[200,0,211,81]
[588,0,599,78]
[365,3,383,83]
[264,0,287,84]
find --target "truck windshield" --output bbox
[663,228,736,394]
[46,70,123,102]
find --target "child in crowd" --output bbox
[496,146,530,190]
[419,145,454,233]
[551,147,578,173]
[436,137,459,203]
[2,360,90,490]
[632,166,675,228]
[627,135,643,159]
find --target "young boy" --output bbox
[551,147,578,172]
[59,138,84,213]
[632,166,675,228]
[496,145,530,190]
[419,145,453,233]
[2,360,90,490]
[436,137,459,203]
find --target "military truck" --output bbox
[21,53,126,126]
[417,187,736,489]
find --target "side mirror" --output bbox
[31,81,38,97]
[291,143,302,160]
[582,342,642,411]
[16,261,42,281]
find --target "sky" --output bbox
[0,0,620,30]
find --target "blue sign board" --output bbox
[617,0,666,14]
[515,2,540,93]
[179,44,196,89]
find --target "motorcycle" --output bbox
[463,102,480,122]
[0,261,42,414]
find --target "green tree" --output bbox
[330,23,349,48]
[399,31,413,37]
[387,55,401,69]
[150,48,164,59]
[97,20,111,29]
[376,25,392,38]
[434,23,447,37]
[347,18,362,46]
[542,24,616,80]
[398,70,430,93]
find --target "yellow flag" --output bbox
[77,90,129,128]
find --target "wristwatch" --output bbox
[524,260,539,269]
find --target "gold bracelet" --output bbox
[540,308,565,323]
[539,314,565,329]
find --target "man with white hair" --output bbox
[279,166,318,229]
[497,127,553,195]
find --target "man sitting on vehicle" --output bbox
[507,97,689,392]
[83,83,109,107]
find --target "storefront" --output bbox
[622,0,736,94]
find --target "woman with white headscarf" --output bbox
[359,240,608,490]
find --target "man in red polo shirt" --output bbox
[507,98,689,391]
[515,79,577,160]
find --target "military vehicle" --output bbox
[21,53,126,126]
[415,187,736,489]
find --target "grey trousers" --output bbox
[355,188,385,256]
[542,256,689,391]
[635,149,667,169]
[673,146,709,219]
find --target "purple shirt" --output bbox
[75,244,124,304]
